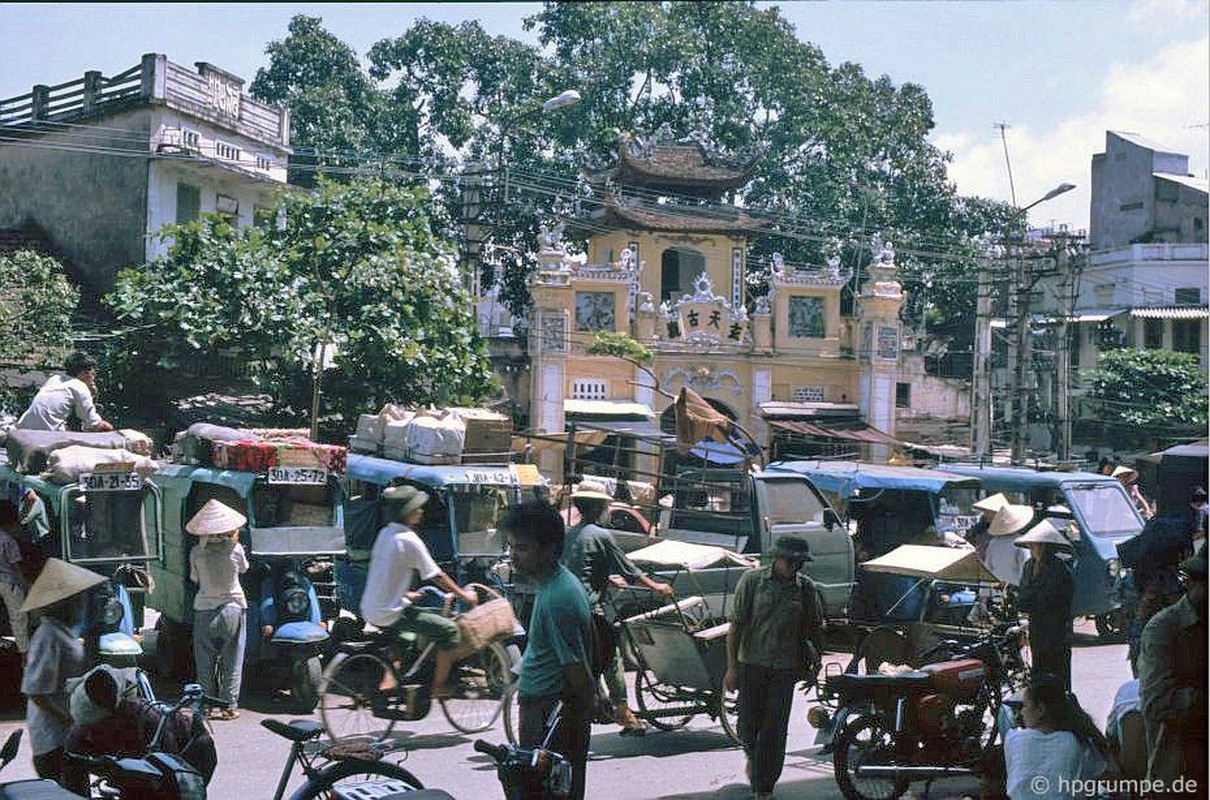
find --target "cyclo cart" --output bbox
[587,539,757,745]
[811,544,1029,752]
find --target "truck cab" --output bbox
[655,468,853,619]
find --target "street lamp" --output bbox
[972,181,1077,459]
[1007,182,1077,462]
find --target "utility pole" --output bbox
[1011,248,1032,463]
[1052,237,1082,461]
[971,251,994,458]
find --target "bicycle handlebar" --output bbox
[474,739,509,763]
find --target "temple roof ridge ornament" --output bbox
[861,233,903,299]
[766,250,851,288]
[580,131,759,200]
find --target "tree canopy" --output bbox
[0,249,79,413]
[250,4,1016,354]
[1084,348,1208,436]
[105,178,494,432]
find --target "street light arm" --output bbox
[1021,182,1076,212]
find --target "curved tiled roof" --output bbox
[585,135,759,198]
[573,196,770,235]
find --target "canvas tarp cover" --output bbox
[861,544,998,583]
[628,539,756,571]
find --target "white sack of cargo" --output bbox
[117,429,153,456]
[352,414,386,453]
[381,419,413,454]
[405,413,465,464]
[47,445,159,485]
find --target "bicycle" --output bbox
[319,584,518,745]
[261,717,446,800]
[474,700,571,800]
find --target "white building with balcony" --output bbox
[0,53,290,297]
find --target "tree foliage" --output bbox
[0,250,79,414]
[105,178,494,432]
[1085,348,1208,432]
[251,5,1016,351]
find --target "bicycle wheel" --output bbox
[633,668,693,731]
[319,650,399,745]
[715,681,741,745]
[292,757,425,800]
[440,640,513,734]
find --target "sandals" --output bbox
[209,707,240,721]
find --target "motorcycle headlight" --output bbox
[283,587,309,617]
[1107,558,1122,579]
[101,597,124,627]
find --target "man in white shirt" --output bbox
[360,485,477,697]
[16,351,114,432]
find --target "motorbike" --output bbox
[1,730,85,799]
[827,621,1029,800]
[245,557,330,713]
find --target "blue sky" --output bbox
[2,1,1206,234]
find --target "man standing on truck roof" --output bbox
[725,536,824,800]
[15,351,114,432]
[561,480,673,736]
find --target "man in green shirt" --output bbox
[506,499,594,800]
[561,480,673,736]
[725,536,823,800]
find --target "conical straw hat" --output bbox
[989,504,1035,537]
[185,499,247,536]
[1014,519,1074,551]
[973,493,1010,514]
[21,557,106,613]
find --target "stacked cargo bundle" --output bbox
[170,423,347,474]
[350,405,511,465]
[4,428,158,483]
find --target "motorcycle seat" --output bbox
[260,718,325,743]
[826,671,933,695]
[0,780,86,800]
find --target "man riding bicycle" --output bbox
[359,485,478,699]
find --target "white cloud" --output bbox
[1127,0,1206,27]
[935,33,1209,234]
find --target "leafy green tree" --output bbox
[0,250,79,413]
[253,6,1015,352]
[106,178,495,433]
[1085,348,1208,434]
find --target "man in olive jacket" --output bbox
[725,536,823,800]
[1139,544,1207,793]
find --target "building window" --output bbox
[788,296,825,338]
[895,382,911,408]
[1156,181,1179,202]
[571,380,607,401]
[1173,320,1201,354]
[660,247,706,303]
[215,140,241,161]
[575,291,616,332]
[1195,218,1204,232]
[793,385,824,403]
[1119,201,1144,212]
[175,182,200,224]
[1175,287,1201,305]
[255,154,272,171]
[1144,319,1164,349]
[181,128,201,153]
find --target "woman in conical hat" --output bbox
[186,499,249,721]
[20,558,103,788]
[1015,520,1076,691]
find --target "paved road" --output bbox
[0,620,1131,799]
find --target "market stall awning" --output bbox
[768,419,905,447]
[570,418,675,443]
[564,399,656,420]
[861,544,997,583]
[1130,306,1210,320]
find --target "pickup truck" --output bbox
[634,467,854,620]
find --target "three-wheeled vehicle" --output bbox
[0,455,158,676]
[938,464,1144,639]
[146,457,344,712]
[339,456,546,633]
[766,461,984,623]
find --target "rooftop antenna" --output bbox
[995,121,1017,208]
